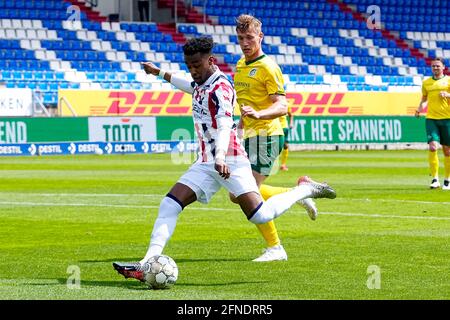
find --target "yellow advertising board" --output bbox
[58,90,421,116]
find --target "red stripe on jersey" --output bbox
[208,90,218,129]
[227,130,246,157]
[194,123,208,162]
[208,81,234,128]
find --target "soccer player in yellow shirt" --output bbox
[233,14,318,262]
[415,57,450,190]
[279,106,294,171]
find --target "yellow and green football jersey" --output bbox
[279,106,292,129]
[234,55,285,138]
[422,75,450,119]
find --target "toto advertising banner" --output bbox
[88,117,157,142]
[58,90,421,117]
[0,89,33,117]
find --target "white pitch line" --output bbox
[0,193,449,206]
[0,193,161,197]
[320,211,450,221]
[1,201,450,221]
[344,198,450,206]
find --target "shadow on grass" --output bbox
[54,278,148,290]
[79,257,250,263]
[176,280,269,287]
[45,278,269,290]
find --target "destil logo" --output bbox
[286,93,353,115]
[102,118,141,142]
[104,91,191,116]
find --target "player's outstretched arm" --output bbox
[141,62,194,94]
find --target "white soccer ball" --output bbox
[142,255,178,289]
[94,147,104,155]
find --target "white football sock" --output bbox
[140,195,183,264]
[249,184,312,224]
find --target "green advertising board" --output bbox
[0,116,426,145]
[156,116,195,141]
[156,116,426,144]
[0,118,88,143]
[287,116,426,144]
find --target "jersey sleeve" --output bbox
[264,65,286,96]
[214,80,235,119]
[421,79,428,97]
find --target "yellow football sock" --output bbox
[255,221,280,247]
[444,156,450,180]
[280,148,289,166]
[259,184,291,200]
[255,184,293,247]
[429,151,439,178]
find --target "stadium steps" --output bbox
[64,0,107,22]
[158,0,213,24]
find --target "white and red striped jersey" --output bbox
[188,68,246,163]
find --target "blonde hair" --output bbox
[432,57,445,65]
[235,14,262,33]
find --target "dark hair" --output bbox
[182,37,214,56]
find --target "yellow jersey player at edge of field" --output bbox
[233,14,319,262]
[416,57,450,190]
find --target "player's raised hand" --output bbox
[141,62,159,76]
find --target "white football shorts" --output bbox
[178,155,260,204]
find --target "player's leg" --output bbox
[113,164,220,281]
[280,127,289,171]
[245,135,286,260]
[440,120,450,190]
[141,165,221,261]
[260,183,318,220]
[113,182,196,281]
[254,134,318,220]
[443,145,450,190]
[426,119,441,188]
[139,183,197,263]
[221,157,335,259]
[236,177,336,224]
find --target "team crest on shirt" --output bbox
[248,68,257,77]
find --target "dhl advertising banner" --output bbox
[58,90,420,116]
[59,90,192,116]
[285,92,420,116]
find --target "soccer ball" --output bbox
[142,255,178,289]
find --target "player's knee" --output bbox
[159,195,183,217]
[229,193,239,204]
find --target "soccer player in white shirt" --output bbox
[113,37,336,281]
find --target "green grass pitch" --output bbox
[0,150,449,300]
